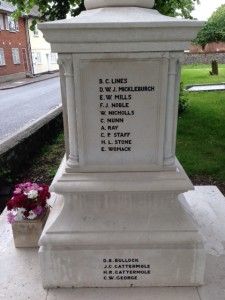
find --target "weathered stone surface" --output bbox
[1,187,225,299]
[12,208,49,248]
[84,0,155,10]
[38,2,204,289]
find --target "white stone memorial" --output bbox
[39,0,205,289]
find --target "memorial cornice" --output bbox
[39,7,204,53]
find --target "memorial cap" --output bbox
[84,0,155,10]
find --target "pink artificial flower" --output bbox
[7,212,15,224]
[14,188,22,194]
[6,181,50,221]
[32,205,43,216]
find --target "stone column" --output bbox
[163,54,181,166]
[58,54,79,167]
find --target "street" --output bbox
[0,77,61,141]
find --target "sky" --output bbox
[192,0,225,20]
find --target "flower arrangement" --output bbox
[6,182,50,224]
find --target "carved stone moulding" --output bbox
[84,0,155,10]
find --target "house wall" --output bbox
[28,19,59,74]
[190,42,225,53]
[0,14,31,83]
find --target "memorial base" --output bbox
[39,245,205,288]
[39,158,205,288]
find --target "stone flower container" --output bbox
[6,181,51,248]
[12,208,49,248]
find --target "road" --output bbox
[0,77,61,141]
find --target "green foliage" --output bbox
[6,0,198,24]
[7,0,83,21]
[154,0,199,19]
[178,82,189,115]
[0,159,12,185]
[193,4,225,47]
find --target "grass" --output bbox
[176,91,225,181]
[182,63,225,85]
[177,64,225,186]
[182,64,225,70]
[14,131,65,186]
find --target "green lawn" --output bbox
[176,64,225,183]
[182,64,225,70]
[182,63,225,85]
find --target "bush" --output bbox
[0,163,12,186]
[178,82,189,115]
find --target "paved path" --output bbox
[0,72,59,90]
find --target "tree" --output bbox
[8,0,199,25]
[193,4,225,48]
[154,0,199,19]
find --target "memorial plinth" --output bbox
[39,0,205,289]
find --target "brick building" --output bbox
[0,2,31,83]
[190,42,225,53]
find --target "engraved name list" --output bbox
[80,59,163,167]
[98,77,155,153]
[102,258,151,281]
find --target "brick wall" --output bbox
[0,14,31,78]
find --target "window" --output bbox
[5,16,16,32]
[33,24,39,36]
[5,16,9,30]
[12,48,20,64]
[0,49,6,66]
[32,52,42,64]
[15,20,19,31]
[0,14,4,30]
[51,53,58,64]
[36,52,42,64]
